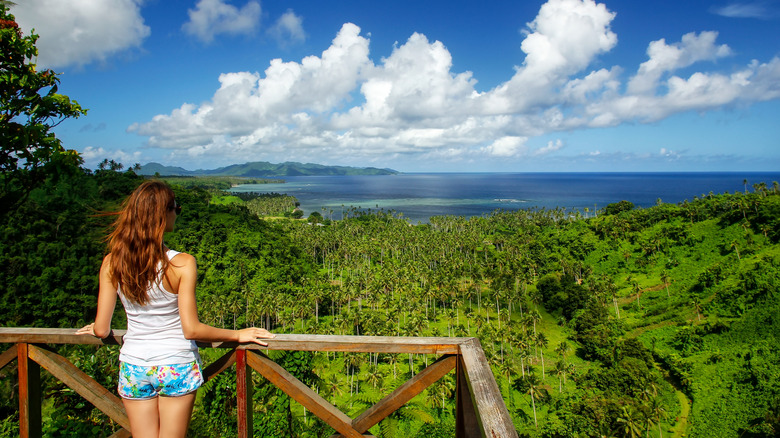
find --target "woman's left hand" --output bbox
[76,323,95,336]
[238,327,275,346]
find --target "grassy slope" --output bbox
[592,209,780,437]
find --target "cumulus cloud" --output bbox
[479,0,617,114]
[130,23,372,149]
[534,139,564,156]
[81,146,142,168]
[182,0,261,43]
[627,31,732,94]
[129,0,780,167]
[483,137,528,157]
[11,0,149,68]
[268,9,306,46]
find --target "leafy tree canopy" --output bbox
[0,5,86,214]
[603,200,635,215]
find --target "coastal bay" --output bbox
[230,172,780,223]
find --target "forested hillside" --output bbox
[6,4,779,436]
[5,6,779,435]
[2,164,779,436]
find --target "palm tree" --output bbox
[344,352,363,395]
[365,365,384,390]
[661,270,671,298]
[535,333,549,378]
[528,381,540,429]
[530,309,542,336]
[616,406,644,438]
[730,240,741,261]
[608,280,621,319]
[517,373,547,429]
[498,359,516,400]
[691,297,703,321]
[648,396,667,438]
[427,376,455,417]
[555,341,570,365]
[321,373,345,399]
[554,360,566,392]
[632,281,642,310]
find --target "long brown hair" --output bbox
[107,181,177,305]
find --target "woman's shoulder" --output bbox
[169,251,196,267]
[101,253,113,269]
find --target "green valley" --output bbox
[1,167,778,437]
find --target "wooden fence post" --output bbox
[456,355,480,438]
[236,349,253,438]
[17,343,41,438]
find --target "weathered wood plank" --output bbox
[108,428,131,438]
[1,330,515,438]
[0,329,467,354]
[0,328,125,345]
[246,351,364,438]
[221,334,464,354]
[17,343,42,438]
[459,338,517,438]
[27,345,130,430]
[236,350,253,438]
[0,345,16,370]
[328,435,375,437]
[352,354,457,433]
[202,349,236,382]
[456,355,481,438]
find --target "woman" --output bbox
[78,181,274,437]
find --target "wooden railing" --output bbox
[0,328,517,438]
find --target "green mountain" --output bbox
[138,161,398,177]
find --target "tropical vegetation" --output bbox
[3,5,780,437]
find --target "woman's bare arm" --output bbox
[175,253,274,345]
[77,255,117,338]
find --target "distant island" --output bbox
[138,161,399,177]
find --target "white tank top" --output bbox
[118,249,200,366]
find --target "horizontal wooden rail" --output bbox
[0,328,517,438]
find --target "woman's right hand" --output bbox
[238,327,275,346]
[76,323,96,336]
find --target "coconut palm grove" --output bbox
[3,6,780,437]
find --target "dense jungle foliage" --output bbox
[3,7,780,436]
[1,165,779,437]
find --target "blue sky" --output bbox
[11,0,780,172]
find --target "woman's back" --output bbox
[118,249,199,366]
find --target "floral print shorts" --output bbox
[118,360,204,400]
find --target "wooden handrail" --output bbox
[0,328,517,438]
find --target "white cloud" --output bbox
[268,9,306,46]
[521,0,617,77]
[711,2,776,18]
[81,146,142,168]
[627,31,732,94]
[182,0,261,43]
[483,137,528,157]
[11,0,149,68]
[479,0,617,114]
[583,55,780,125]
[129,0,780,168]
[332,32,479,127]
[130,23,372,149]
[533,139,564,156]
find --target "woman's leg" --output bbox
[158,392,197,438]
[123,398,160,438]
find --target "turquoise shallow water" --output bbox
[230,172,780,223]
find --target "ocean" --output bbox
[229,172,780,223]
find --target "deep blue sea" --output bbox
[230,172,780,223]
